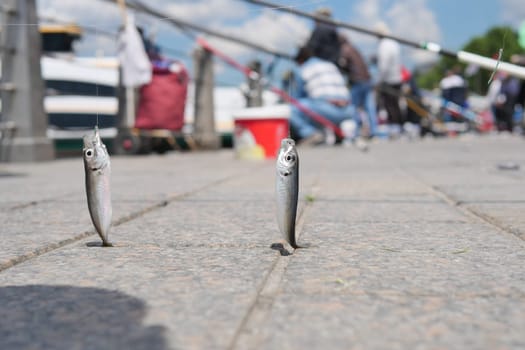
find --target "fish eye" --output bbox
[286,155,295,162]
[85,149,94,157]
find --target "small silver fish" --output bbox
[83,126,113,246]
[275,138,299,248]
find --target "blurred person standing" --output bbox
[487,71,503,124]
[490,71,520,132]
[305,7,340,65]
[439,67,468,122]
[338,35,377,139]
[511,54,525,127]
[375,23,404,134]
[288,46,355,146]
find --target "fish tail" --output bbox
[289,235,305,249]
[98,231,112,246]
[288,222,299,249]
[101,240,114,247]
[288,224,308,249]
[98,231,112,247]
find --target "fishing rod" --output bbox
[39,14,191,60]
[243,0,525,80]
[196,37,345,138]
[100,0,294,60]
[104,1,345,135]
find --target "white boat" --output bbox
[41,55,119,140]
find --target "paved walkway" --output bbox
[1,134,524,349]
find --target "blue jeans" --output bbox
[351,80,377,136]
[289,98,355,139]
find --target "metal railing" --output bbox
[0,3,17,161]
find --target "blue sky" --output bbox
[36,0,525,85]
[428,0,501,50]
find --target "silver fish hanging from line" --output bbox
[83,126,113,246]
[275,138,300,249]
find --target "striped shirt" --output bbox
[293,57,349,101]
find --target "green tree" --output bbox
[416,26,525,95]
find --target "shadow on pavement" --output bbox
[0,285,168,350]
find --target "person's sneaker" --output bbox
[340,119,357,139]
[297,132,324,147]
[324,128,336,145]
[340,119,357,147]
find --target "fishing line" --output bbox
[42,19,190,60]
[119,0,329,55]
[122,0,328,25]
[95,24,100,129]
[243,0,329,14]
[11,0,338,132]
[127,0,197,41]
[487,30,508,85]
[96,85,99,128]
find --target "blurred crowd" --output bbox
[282,7,525,149]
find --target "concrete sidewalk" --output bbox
[0,134,524,349]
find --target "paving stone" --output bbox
[1,136,525,349]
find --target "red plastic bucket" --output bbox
[233,105,290,159]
